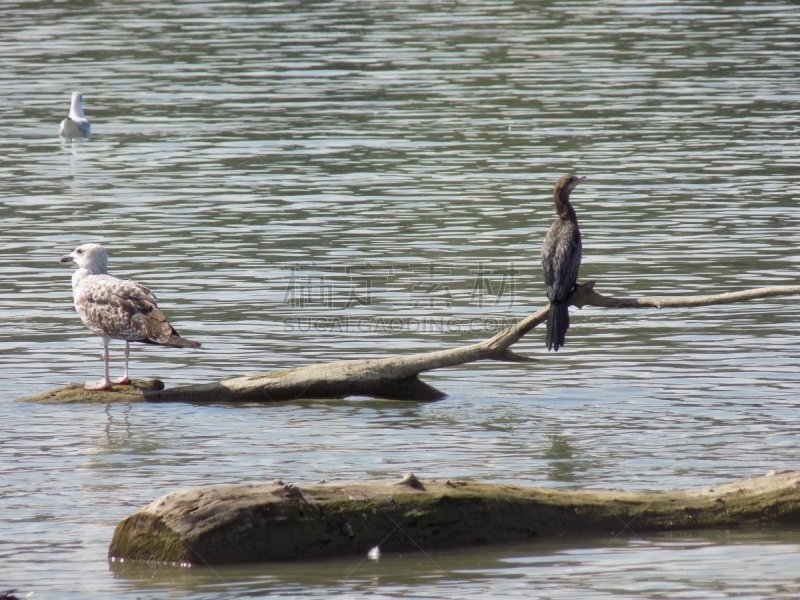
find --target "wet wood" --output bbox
[109,470,800,565]
[23,283,800,404]
[20,379,164,404]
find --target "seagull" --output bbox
[60,243,200,390]
[59,92,91,138]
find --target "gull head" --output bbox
[69,92,86,119]
[61,243,108,274]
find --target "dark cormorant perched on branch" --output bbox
[541,174,586,351]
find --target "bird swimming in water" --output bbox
[59,92,91,138]
[60,243,200,390]
[541,174,586,351]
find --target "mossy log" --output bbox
[109,470,800,565]
[23,283,800,404]
[20,379,165,404]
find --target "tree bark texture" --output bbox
[109,470,800,565]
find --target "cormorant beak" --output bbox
[60,253,75,264]
[569,175,586,192]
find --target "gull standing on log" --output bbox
[59,92,91,138]
[541,174,586,351]
[60,243,200,390]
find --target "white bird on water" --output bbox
[59,92,91,138]
[60,243,201,390]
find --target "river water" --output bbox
[2,0,800,597]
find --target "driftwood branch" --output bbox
[574,283,800,310]
[22,283,800,404]
[109,470,800,565]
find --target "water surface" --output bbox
[1,0,800,597]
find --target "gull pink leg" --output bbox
[85,338,113,391]
[113,341,131,385]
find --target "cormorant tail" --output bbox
[546,301,570,351]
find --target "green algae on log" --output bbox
[22,283,800,404]
[19,379,164,404]
[109,470,800,565]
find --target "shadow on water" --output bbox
[107,528,800,597]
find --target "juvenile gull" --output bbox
[59,92,91,138]
[60,243,200,390]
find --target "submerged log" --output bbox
[109,470,800,565]
[23,283,800,404]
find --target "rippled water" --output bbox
[2,0,800,597]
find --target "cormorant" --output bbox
[541,174,586,351]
